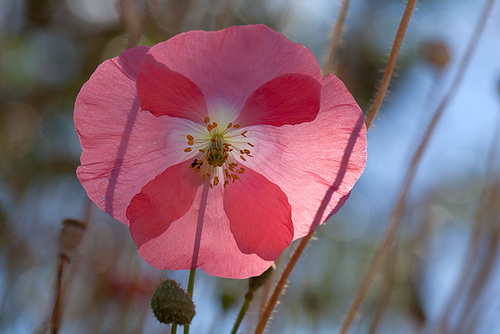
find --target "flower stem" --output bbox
[339,0,495,332]
[183,269,196,334]
[50,255,68,334]
[322,0,350,75]
[254,233,313,334]
[187,269,196,299]
[184,182,209,334]
[364,0,417,129]
[171,323,177,334]
[231,292,253,334]
[255,0,418,331]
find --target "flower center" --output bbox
[184,117,254,188]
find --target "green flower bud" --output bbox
[248,264,276,293]
[150,279,195,326]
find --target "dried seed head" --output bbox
[422,40,451,69]
[59,219,86,259]
[151,279,195,326]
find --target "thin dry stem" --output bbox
[254,232,314,334]
[340,0,496,332]
[364,0,417,129]
[458,184,500,334]
[50,255,69,334]
[322,0,350,75]
[49,200,91,333]
[368,241,397,334]
[254,2,354,331]
[440,72,500,333]
[275,0,297,32]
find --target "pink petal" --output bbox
[137,54,208,123]
[223,167,294,260]
[243,74,367,239]
[236,74,321,127]
[128,178,275,279]
[127,161,201,245]
[142,25,322,121]
[75,46,198,224]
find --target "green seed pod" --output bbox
[150,279,195,326]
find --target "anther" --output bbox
[204,117,210,124]
[184,147,192,152]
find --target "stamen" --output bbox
[184,119,254,189]
[207,122,218,132]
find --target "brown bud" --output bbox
[59,219,86,259]
[422,40,451,69]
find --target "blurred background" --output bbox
[1,0,500,333]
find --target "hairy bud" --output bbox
[151,279,195,326]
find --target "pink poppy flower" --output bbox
[75,25,366,279]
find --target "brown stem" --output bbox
[50,255,69,334]
[253,2,356,331]
[364,0,417,129]
[322,0,350,75]
[254,232,314,334]
[340,0,495,331]
[368,241,397,334]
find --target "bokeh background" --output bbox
[1,0,500,333]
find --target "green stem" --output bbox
[184,269,196,334]
[231,292,253,334]
[171,323,177,334]
[187,269,196,298]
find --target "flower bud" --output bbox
[59,219,86,259]
[248,264,276,293]
[151,279,195,326]
[422,40,451,69]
